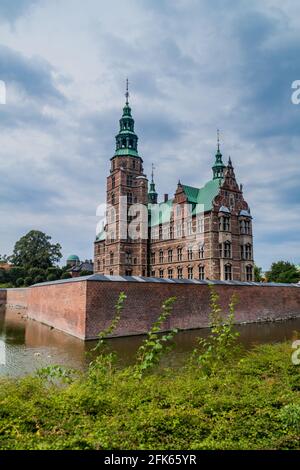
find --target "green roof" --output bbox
[114,148,140,157]
[96,229,106,242]
[67,255,80,261]
[149,178,222,227]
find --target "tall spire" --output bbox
[114,80,139,158]
[125,78,129,105]
[212,129,225,180]
[148,163,158,204]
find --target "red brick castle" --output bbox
[94,86,254,281]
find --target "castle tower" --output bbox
[103,81,149,276]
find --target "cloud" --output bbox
[0,0,39,24]
[0,0,299,269]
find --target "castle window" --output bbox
[175,223,182,238]
[177,247,183,262]
[224,241,232,259]
[177,267,183,279]
[219,243,223,258]
[127,192,133,205]
[225,264,232,281]
[223,216,230,231]
[129,139,133,148]
[245,220,251,234]
[151,270,156,277]
[199,243,204,259]
[197,216,204,233]
[110,252,114,265]
[187,221,193,236]
[246,265,253,281]
[159,269,164,279]
[111,193,115,205]
[245,243,252,260]
[125,251,132,265]
[103,258,105,268]
[110,271,114,276]
[199,266,205,280]
[168,269,173,279]
[188,246,193,261]
[132,159,136,169]
[159,250,164,264]
[97,260,101,271]
[169,225,174,239]
[168,249,173,263]
[112,176,115,189]
[127,175,133,187]
[151,252,155,265]
[188,267,194,279]
[125,270,132,276]
[122,138,126,148]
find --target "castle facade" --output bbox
[94,91,254,282]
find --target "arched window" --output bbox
[177,247,183,262]
[168,269,173,279]
[224,241,232,258]
[151,252,155,265]
[246,265,253,281]
[177,267,183,279]
[110,252,114,265]
[245,243,252,260]
[225,264,232,281]
[199,265,205,280]
[125,251,132,265]
[199,243,205,259]
[159,269,164,279]
[188,267,194,279]
[168,249,173,263]
[188,246,193,261]
[159,250,164,264]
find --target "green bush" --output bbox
[33,275,45,285]
[47,274,58,282]
[15,278,24,287]
[24,277,33,287]
[61,272,72,280]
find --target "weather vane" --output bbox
[151,163,155,182]
[217,129,220,151]
[125,78,129,105]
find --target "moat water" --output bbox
[1,306,300,377]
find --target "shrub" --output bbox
[47,274,58,282]
[15,278,24,287]
[61,272,72,280]
[33,275,45,285]
[24,277,33,287]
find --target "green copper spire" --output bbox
[212,129,225,180]
[148,163,158,204]
[115,79,139,158]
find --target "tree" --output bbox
[254,265,263,282]
[0,254,10,263]
[11,231,62,270]
[266,261,300,284]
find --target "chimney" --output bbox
[164,194,169,203]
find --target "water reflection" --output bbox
[1,307,300,377]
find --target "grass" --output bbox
[0,289,300,450]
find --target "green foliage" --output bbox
[254,265,263,282]
[11,230,62,270]
[191,285,240,375]
[8,267,26,285]
[134,297,178,378]
[47,274,58,282]
[0,342,300,450]
[15,278,24,287]
[24,277,33,287]
[61,272,72,280]
[80,270,93,276]
[266,261,300,284]
[33,275,45,285]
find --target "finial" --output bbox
[217,129,220,152]
[151,163,155,182]
[228,156,232,166]
[125,78,129,105]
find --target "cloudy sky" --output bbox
[0,0,299,269]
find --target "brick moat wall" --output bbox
[2,276,300,340]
